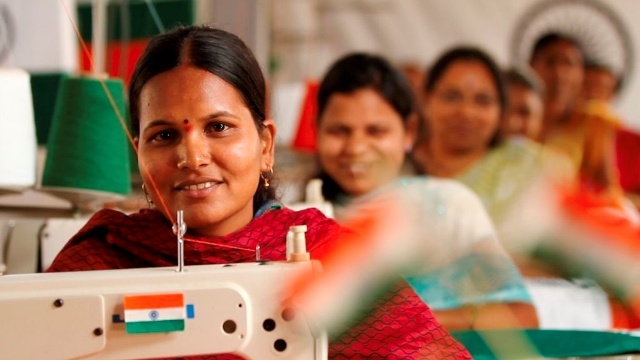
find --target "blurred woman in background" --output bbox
[501,66,545,142]
[313,52,538,330]
[411,47,573,251]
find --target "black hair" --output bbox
[530,33,584,63]
[317,53,417,123]
[129,25,275,212]
[423,47,507,147]
[315,53,420,201]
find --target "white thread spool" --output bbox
[0,68,36,194]
[305,178,334,218]
[288,225,310,262]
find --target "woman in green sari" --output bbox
[410,47,573,255]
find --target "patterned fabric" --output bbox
[330,280,472,360]
[47,206,471,359]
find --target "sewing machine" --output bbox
[0,214,327,360]
[0,260,326,359]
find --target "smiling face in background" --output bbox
[503,84,544,141]
[530,39,584,116]
[424,60,501,155]
[582,67,618,103]
[317,88,414,197]
[137,65,275,236]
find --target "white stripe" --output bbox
[124,307,186,322]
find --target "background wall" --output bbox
[4,0,637,130]
[2,0,639,137]
[2,0,77,72]
[270,0,640,131]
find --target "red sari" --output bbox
[48,206,470,360]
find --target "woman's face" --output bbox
[503,84,544,141]
[137,65,275,236]
[530,39,584,107]
[423,60,501,154]
[581,67,617,103]
[317,88,414,197]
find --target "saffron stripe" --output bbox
[124,307,185,322]
[125,319,185,334]
[124,293,184,310]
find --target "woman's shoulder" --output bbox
[268,206,347,257]
[56,209,167,255]
[86,207,165,222]
[498,137,571,165]
[47,209,166,272]
[488,137,543,163]
[396,176,482,203]
[270,206,343,233]
[77,208,167,234]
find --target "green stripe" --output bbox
[125,319,185,334]
[78,0,195,41]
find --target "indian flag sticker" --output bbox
[124,293,186,334]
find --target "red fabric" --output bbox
[291,81,319,152]
[616,128,640,192]
[329,281,472,360]
[48,207,470,360]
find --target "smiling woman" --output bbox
[313,52,538,332]
[46,26,472,359]
[412,47,573,230]
[136,64,271,236]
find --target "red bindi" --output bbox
[183,119,193,132]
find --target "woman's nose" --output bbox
[509,115,525,133]
[176,135,210,170]
[460,99,476,118]
[343,132,368,155]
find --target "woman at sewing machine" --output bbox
[47,25,472,359]
[312,52,539,330]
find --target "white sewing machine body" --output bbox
[0,260,326,360]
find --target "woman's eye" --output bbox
[208,123,229,132]
[476,94,497,106]
[152,129,176,142]
[367,126,387,136]
[326,126,349,136]
[439,90,462,103]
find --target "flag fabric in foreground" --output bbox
[123,293,186,334]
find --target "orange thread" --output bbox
[184,237,255,252]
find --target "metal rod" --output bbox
[176,210,185,272]
[92,0,107,75]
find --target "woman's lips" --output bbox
[174,179,222,199]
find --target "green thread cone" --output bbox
[41,76,131,204]
[30,72,69,146]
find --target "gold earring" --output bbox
[141,183,154,208]
[260,167,274,188]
